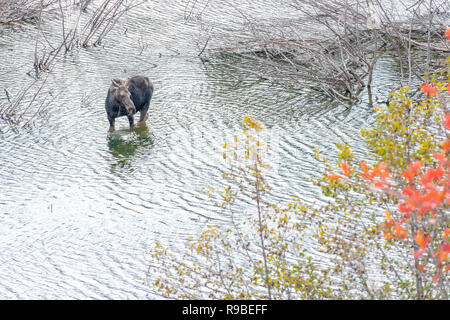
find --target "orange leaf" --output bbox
[360,160,369,172]
[446,27,450,41]
[340,161,350,177]
[417,264,425,273]
[414,230,430,250]
[439,249,448,261]
[439,243,450,261]
[373,180,388,189]
[381,210,394,229]
[415,230,423,241]
[420,83,438,96]
[402,161,423,182]
[360,161,371,180]
[444,228,450,238]
[383,232,393,240]
[442,139,450,151]
[328,174,343,181]
[420,186,445,210]
[432,273,440,283]
[394,224,408,239]
[402,171,414,183]
[384,210,392,220]
[438,190,446,204]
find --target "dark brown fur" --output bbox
[105,76,154,128]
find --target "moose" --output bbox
[105,76,154,128]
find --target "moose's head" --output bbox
[111,79,136,116]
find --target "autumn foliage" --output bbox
[370,87,448,289]
[322,34,449,297]
[148,30,449,300]
[420,83,438,96]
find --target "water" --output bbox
[0,0,428,299]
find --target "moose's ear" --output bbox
[111,79,122,87]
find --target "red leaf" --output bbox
[402,161,423,182]
[398,202,413,214]
[377,162,391,179]
[402,185,419,197]
[419,166,444,185]
[418,203,433,217]
[434,152,445,164]
[414,249,425,259]
[444,114,450,130]
[420,83,438,96]
[441,243,450,250]
[446,27,450,41]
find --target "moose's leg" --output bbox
[108,114,115,128]
[138,104,149,124]
[128,114,135,128]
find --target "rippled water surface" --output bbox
[0,0,413,299]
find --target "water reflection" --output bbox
[107,123,154,169]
